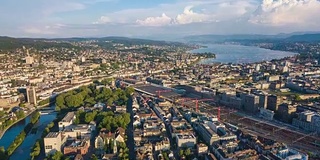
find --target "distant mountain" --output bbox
[285,33,320,42]
[184,34,288,43]
[184,33,320,43]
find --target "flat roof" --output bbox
[176,133,195,139]
[134,84,181,98]
[61,112,75,122]
[45,132,60,138]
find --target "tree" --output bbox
[84,111,97,123]
[19,103,26,108]
[107,98,114,106]
[0,111,5,117]
[0,147,7,160]
[48,151,64,160]
[294,94,302,101]
[91,154,98,160]
[15,110,25,119]
[65,94,83,108]
[162,152,169,160]
[101,78,113,85]
[30,141,41,159]
[125,87,135,96]
[30,112,40,124]
[118,148,129,160]
[179,149,184,157]
[55,94,66,110]
[38,98,50,106]
[185,148,191,157]
[84,97,95,106]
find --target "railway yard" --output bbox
[131,83,320,155]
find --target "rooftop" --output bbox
[61,112,75,122]
[45,132,60,138]
[176,133,196,139]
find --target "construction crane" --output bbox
[155,90,171,98]
[175,97,197,107]
[193,98,215,113]
[177,98,222,121]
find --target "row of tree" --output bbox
[30,121,55,160]
[55,82,134,111]
[74,110,130,131]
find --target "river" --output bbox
[190,44,297,64]
[0,105,56,160]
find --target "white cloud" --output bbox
[136,13,172,26]
[175,6,214,24]
[24,27,56,35]
[93,16,111,24]
[23,24,68,35]
[250,0,320,26]
[133,1,256,27]
[42,1,86,15]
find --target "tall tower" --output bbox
[27,86,37,105]
[25,49,34,64]
[113,140,117,154]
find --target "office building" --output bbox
[244,94,260,113]
[81,56,86,63]
[59,112,76,131]
[255,64,261,71]
[259,94,268,109]
[277,104,297,123]
[44,132,66,156]
[25,56,34,64]
[196,123,219,145]
[176,133,197,148]
[27,86,37,105]
[260,108,274,120]
[267,95,282,112]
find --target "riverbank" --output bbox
[0,102,53,139]
[0,108,36,139]
[10,112,56,160]
[6,112,40,157]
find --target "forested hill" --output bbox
[0,36,74,51]
[285,34,320,42]
[0,36,186,51]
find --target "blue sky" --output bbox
[1,0,320,38]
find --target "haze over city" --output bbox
[1,0,320,38]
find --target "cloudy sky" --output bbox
[1,0,320,38]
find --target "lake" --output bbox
[190,44,297,64]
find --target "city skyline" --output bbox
[1,0,320,38]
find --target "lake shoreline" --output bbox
[189,43,297,64]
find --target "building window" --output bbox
[45,145,53,149]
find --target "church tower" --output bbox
[113,140,117,154]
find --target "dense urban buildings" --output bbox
[0,36,320,160]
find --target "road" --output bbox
[126,97,135,160]
[146,100,179,160]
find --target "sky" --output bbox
[1,0,320,38]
